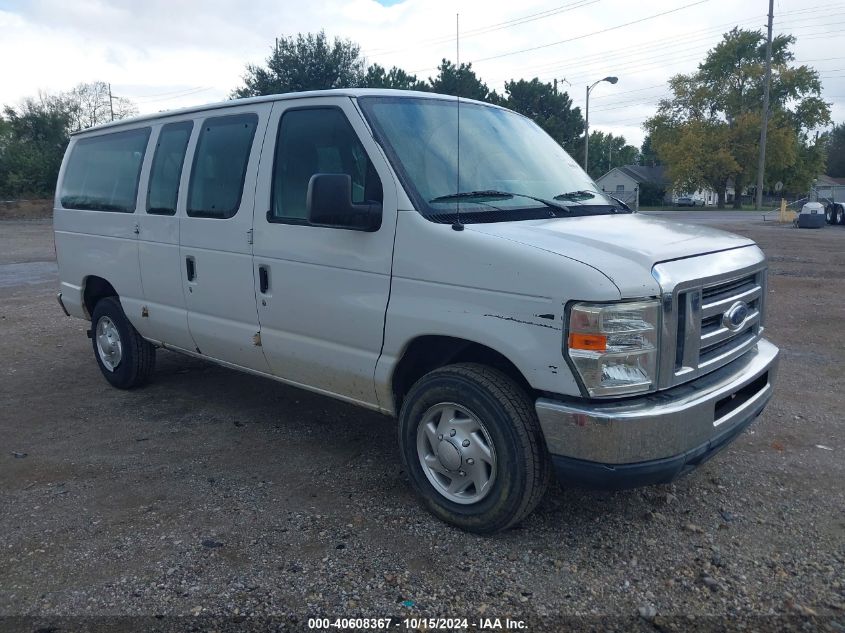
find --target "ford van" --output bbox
[54,89,779,533]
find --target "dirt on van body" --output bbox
[0,217,843,631]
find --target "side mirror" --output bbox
[306,173,382,232]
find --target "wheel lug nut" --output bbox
[449,429,456,437]
[466,458,474,465]
[438,434,443,440]
[459,470,466,476]
[462,439,470,447]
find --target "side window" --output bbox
[271,108,383,222]
[146,121,193,215]
[187,114,258,219]
[60,128,151,212]
[616,184,625,194]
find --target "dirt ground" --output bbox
[0,217,843,631]
[0,199,53,221]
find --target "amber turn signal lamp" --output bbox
[568,333,607,352]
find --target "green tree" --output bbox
[234,31,366,97]
[63,81,137,132]
[638,181,667,206]
[646,28,830,208]
[362,64,427,91]
[647,116,738,205]
[825,123,845,177]
[503,78,583,153]
[639,134,661,167]
[428,59,501,103]
[584,130,638,179]
[0,97,71,198]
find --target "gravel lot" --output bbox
[1,217,843,631]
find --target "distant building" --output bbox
[596,165,670,205]
[596,165,734,206]
[815,174,845,203]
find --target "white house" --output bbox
[596,165,671,207]
[596,165,733,206]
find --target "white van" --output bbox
[54,89,779,533]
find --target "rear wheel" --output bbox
[398,363,550,534]
[837,205,845,226]
[91,297,156,389]
[826,204,836,224]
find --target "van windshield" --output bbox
[358,96,626,223]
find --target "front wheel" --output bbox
[398,363,550,534]
[91,297,156,389]
[826,205,836,224]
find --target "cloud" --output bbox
[1,0,841,148]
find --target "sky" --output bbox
[1,0,843,150]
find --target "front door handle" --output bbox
[258,265,269,294]
[186,256,196,282]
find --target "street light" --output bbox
[584,76,618,172]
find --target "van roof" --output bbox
[71,89,498,136]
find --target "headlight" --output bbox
[565,300,660,397]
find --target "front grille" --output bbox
[698,273,763,368]
[700,326,756,364]
[653,250,767,391]
[701,274,757,303]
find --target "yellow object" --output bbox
[778,199,797,223]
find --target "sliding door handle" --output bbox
[186,256,196,282]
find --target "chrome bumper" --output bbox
[536,339,779,465]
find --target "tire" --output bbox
[826,205,836,224]
[837,205,845,226]
[90,296,156,389]
[398,363,550,534]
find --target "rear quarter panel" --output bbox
[53,134,146,320]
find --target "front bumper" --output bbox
[536,338,779,489]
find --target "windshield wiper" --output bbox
[430,190,570,213]
[553,190,597,202]
[606,194,633,212]
[430,190,511,202]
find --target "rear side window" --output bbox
[187,114,258,219]
[60,128,151,212]
[147,121,193,215]
[271,108,382,222]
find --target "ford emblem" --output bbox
[722,301,749,331]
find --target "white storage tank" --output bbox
[797,202,826,228]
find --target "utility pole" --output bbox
[108,83,115,121]
[554,78,557,96]
[755,0,774,210]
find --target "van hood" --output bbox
[465,213,755,297]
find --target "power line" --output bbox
[133,87,215,103]
[586,51,841,112]
[510,21,845,100]
[126,85,210,99]
[429,2,843,88]
[364,0,600,58]
[525,13,845,86]
[483,11,767,84]
[470,0,712,64]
